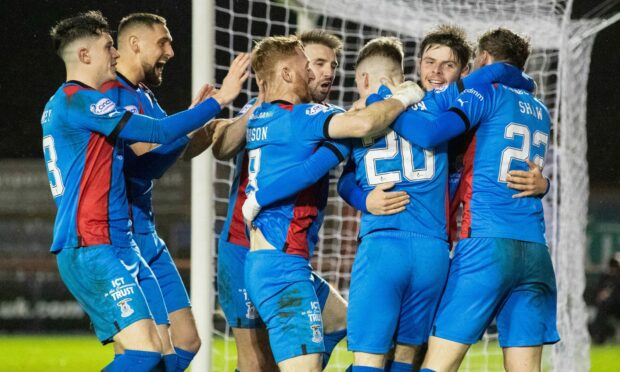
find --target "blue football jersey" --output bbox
[245,101,347,258]
[450,84,550,244]
[101,74,186,233]
[41,81,133,252]
[220,99,257,248]
[349,84,460,240]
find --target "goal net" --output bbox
[207,0,596,370]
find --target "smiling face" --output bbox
[304,43,338,103]
[419,44,467,91]
[137,23,174,86]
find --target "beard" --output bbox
[142,61,163,87]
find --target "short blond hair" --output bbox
[251,35,303,81]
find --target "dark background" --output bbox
[0,0,618,188]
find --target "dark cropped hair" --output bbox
[50,10,110,56]
[118,13,167,37]
[419,24,472,69]
[478,28,531,70]
[356,36,403,69]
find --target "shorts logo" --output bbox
[90,98,116,115]
[245,302,258,320]
[306,104,328,116]
[241,289,258,320]
[117,299,134,318]
[311,324,323,343]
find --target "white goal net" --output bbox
[204,0,599,370]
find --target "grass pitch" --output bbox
[0,334,617,371]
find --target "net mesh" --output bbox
[209,1,593,370]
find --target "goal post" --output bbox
[190,1,613,370]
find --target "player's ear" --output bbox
[281,66,292,83]
[129,35,140,53]
[460,63,471,78]
[361,72,369,89]
[78,47,90,64]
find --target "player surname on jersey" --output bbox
[246,126,269,142]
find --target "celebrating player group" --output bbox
[42,9,557,372]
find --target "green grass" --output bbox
[0,334,617,371]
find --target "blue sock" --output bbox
[174,347,197,371]
[387,361,413,371]
[352,367,384,372]
[104,349,161,371]
[322,328,347,368]
[420,369,436,372]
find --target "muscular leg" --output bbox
[421,336,470,372]
[320,283,348,368]
[503,346,542,372]
[278,353,322,372]
[169,307,201,353]
[231,327,277,372]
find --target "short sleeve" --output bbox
[67,89,131,137]
[298,103,345,141]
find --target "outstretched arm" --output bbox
[242,143,346,222]
[327,80,425,139]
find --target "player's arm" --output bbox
[326,81,425,139]
[461,62,535,92]
[389,85,491,149]
[129,81,220,156]
[242,142,347,222]
[507,160,550,198]
[336,162,409,215]
[109,54,249,143]
[213,81,265,160]
[211,112,252,160]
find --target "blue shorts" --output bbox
[56,245,153,344]
[432,237,560,347]
[218,240,329,330]
[245,250,326,363]
[348,231,450,353]
[134,231,191,314]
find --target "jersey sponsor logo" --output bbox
[305,104,329,116]
[246,126,268,142]
[123,105,139,114]
[108,277,136,301]
[462,88,484,102]
[41,109,52,124]
[90,98,117,115]
[117,298,135,318]
[250,111,273,120]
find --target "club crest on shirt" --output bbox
[306,104,328,116]
[117,299,134,318]
[311,324,323,343]
[90,98,117,115]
